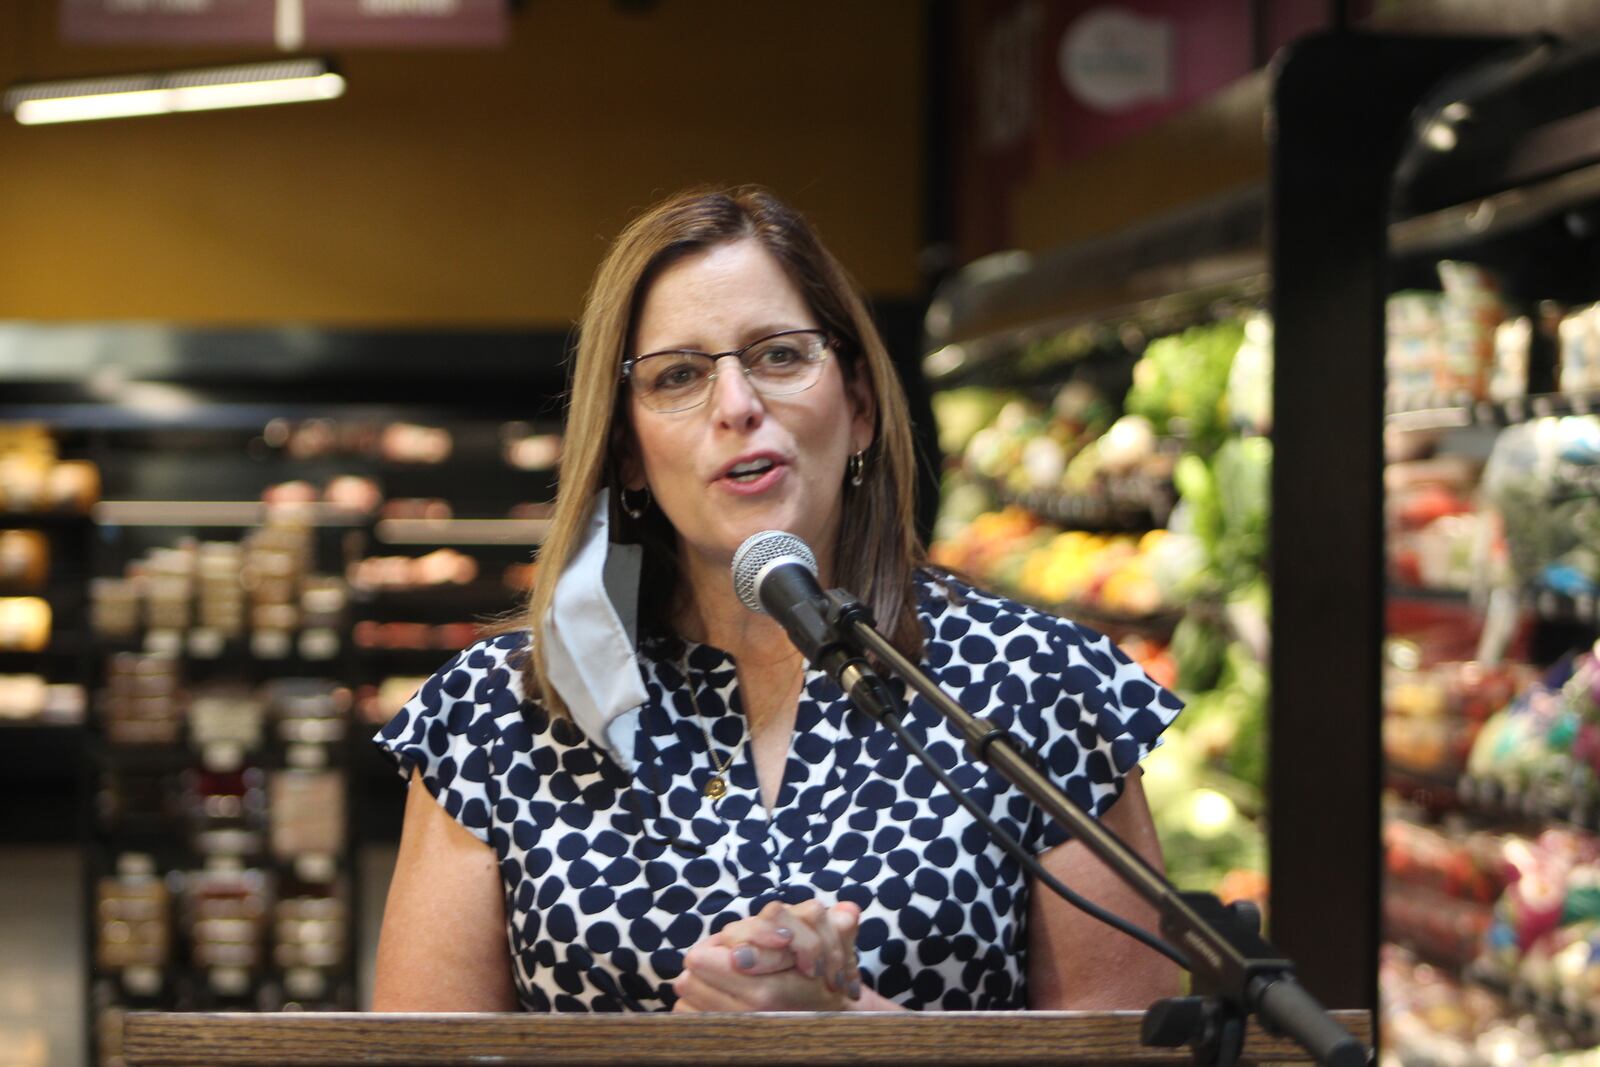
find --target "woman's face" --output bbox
[624,238,874,582]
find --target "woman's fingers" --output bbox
[827,902,863,999]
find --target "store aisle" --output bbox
[0,847,83,1067]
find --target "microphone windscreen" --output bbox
[730,530,817,614]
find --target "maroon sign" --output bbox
[1043,0,1254,165]
[60,0,507,49]
[301,0,507,48]
[61,0,277,46]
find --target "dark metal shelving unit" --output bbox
[2,325,573,1062]
[1273,27,1600,1028]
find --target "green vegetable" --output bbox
[1126,320,1245,454]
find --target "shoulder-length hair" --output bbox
[515,185,925,718]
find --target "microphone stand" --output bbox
[797,589,1367,1067]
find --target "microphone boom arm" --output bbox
[818,590,1367,1067]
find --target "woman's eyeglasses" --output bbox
[621,328,833,413]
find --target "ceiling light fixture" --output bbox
[3,58,344,126]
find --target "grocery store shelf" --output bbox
[1457,774,1600,834]
[1531,589,1600,628]
[923,185,1266,386]
[0,510,94,529]
[93,500,369,528]
[1025,596,1184,642]
[1385,389,1600,431]
[1391,156,1600,258]
[374,517,548,546]
[971,474,1171,533]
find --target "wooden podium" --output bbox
[124,1009,1372,1065]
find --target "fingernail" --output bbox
[775,926,794,942]
[733,946,756,970]
[835,969,846,989]
[848,978,862,999]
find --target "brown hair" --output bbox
[514,185,925,717]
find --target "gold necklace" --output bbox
[682,652,804,800]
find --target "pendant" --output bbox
[704,776,727,800]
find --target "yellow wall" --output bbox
[0,1,924,326]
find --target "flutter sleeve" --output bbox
[372,634,529,846]
[1020,615,1183,853]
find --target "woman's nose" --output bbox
[707,355,764,429]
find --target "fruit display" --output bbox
[929,312,1270,904]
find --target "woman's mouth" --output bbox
[725,458,775,483]
[716,457,786,495]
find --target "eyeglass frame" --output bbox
[619,328,837,412]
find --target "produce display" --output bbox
[1464,645,1600,806]
[1483,415,1600,603]
[929,314,1271,903]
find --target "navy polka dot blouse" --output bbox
[375,570,1181,1011]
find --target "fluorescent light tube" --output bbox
[4,59,344,125]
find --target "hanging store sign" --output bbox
[60,0,277,46]
[60,0,507,49]
[301,0,506,47]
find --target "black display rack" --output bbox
[1272,24,1600,1029]
[2,327,571,1062]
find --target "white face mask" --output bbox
[541,488,648,771]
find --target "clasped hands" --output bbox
[671,898,863,1012]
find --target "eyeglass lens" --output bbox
[629,331,827,412]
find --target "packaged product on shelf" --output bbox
[269,769,346,860]
[380,422,452,464]
[0,528,48,590]
[101,653,185,746]
[0,673,85,722]
[348,548,478,591]
[358,675,428,725]
[1482,415,1600,602]
[1387,291,1444,404]
[321,475,382,514]
[265,678,349,747]
[1384,818,1511,905]
[95,855,171,976]
[1461,646,1600,822]
[501,426,563,472]
[274,889,347,982]
[1437,260,1509,401]
[194,541,246,642]
[90,577,140,639]
[1491,316,1534,402]
[0,425,100,513]
[188,684,266,760]
[298,577,346,661]
[1379,944,1555,1066]
[0,595,50,651]
[183,862,270,977]
[1559,304,1600,395]
[1385,455,1487,592]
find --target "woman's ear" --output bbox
[846,363,878,454]
[612,412,647,492]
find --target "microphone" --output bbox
[730,530,833,663]
[730,530,896,721]
[731,530,819,614]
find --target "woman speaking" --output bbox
[370,186,1183,1013]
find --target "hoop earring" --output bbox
[847,450,866,487]
[621,485,651,520]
